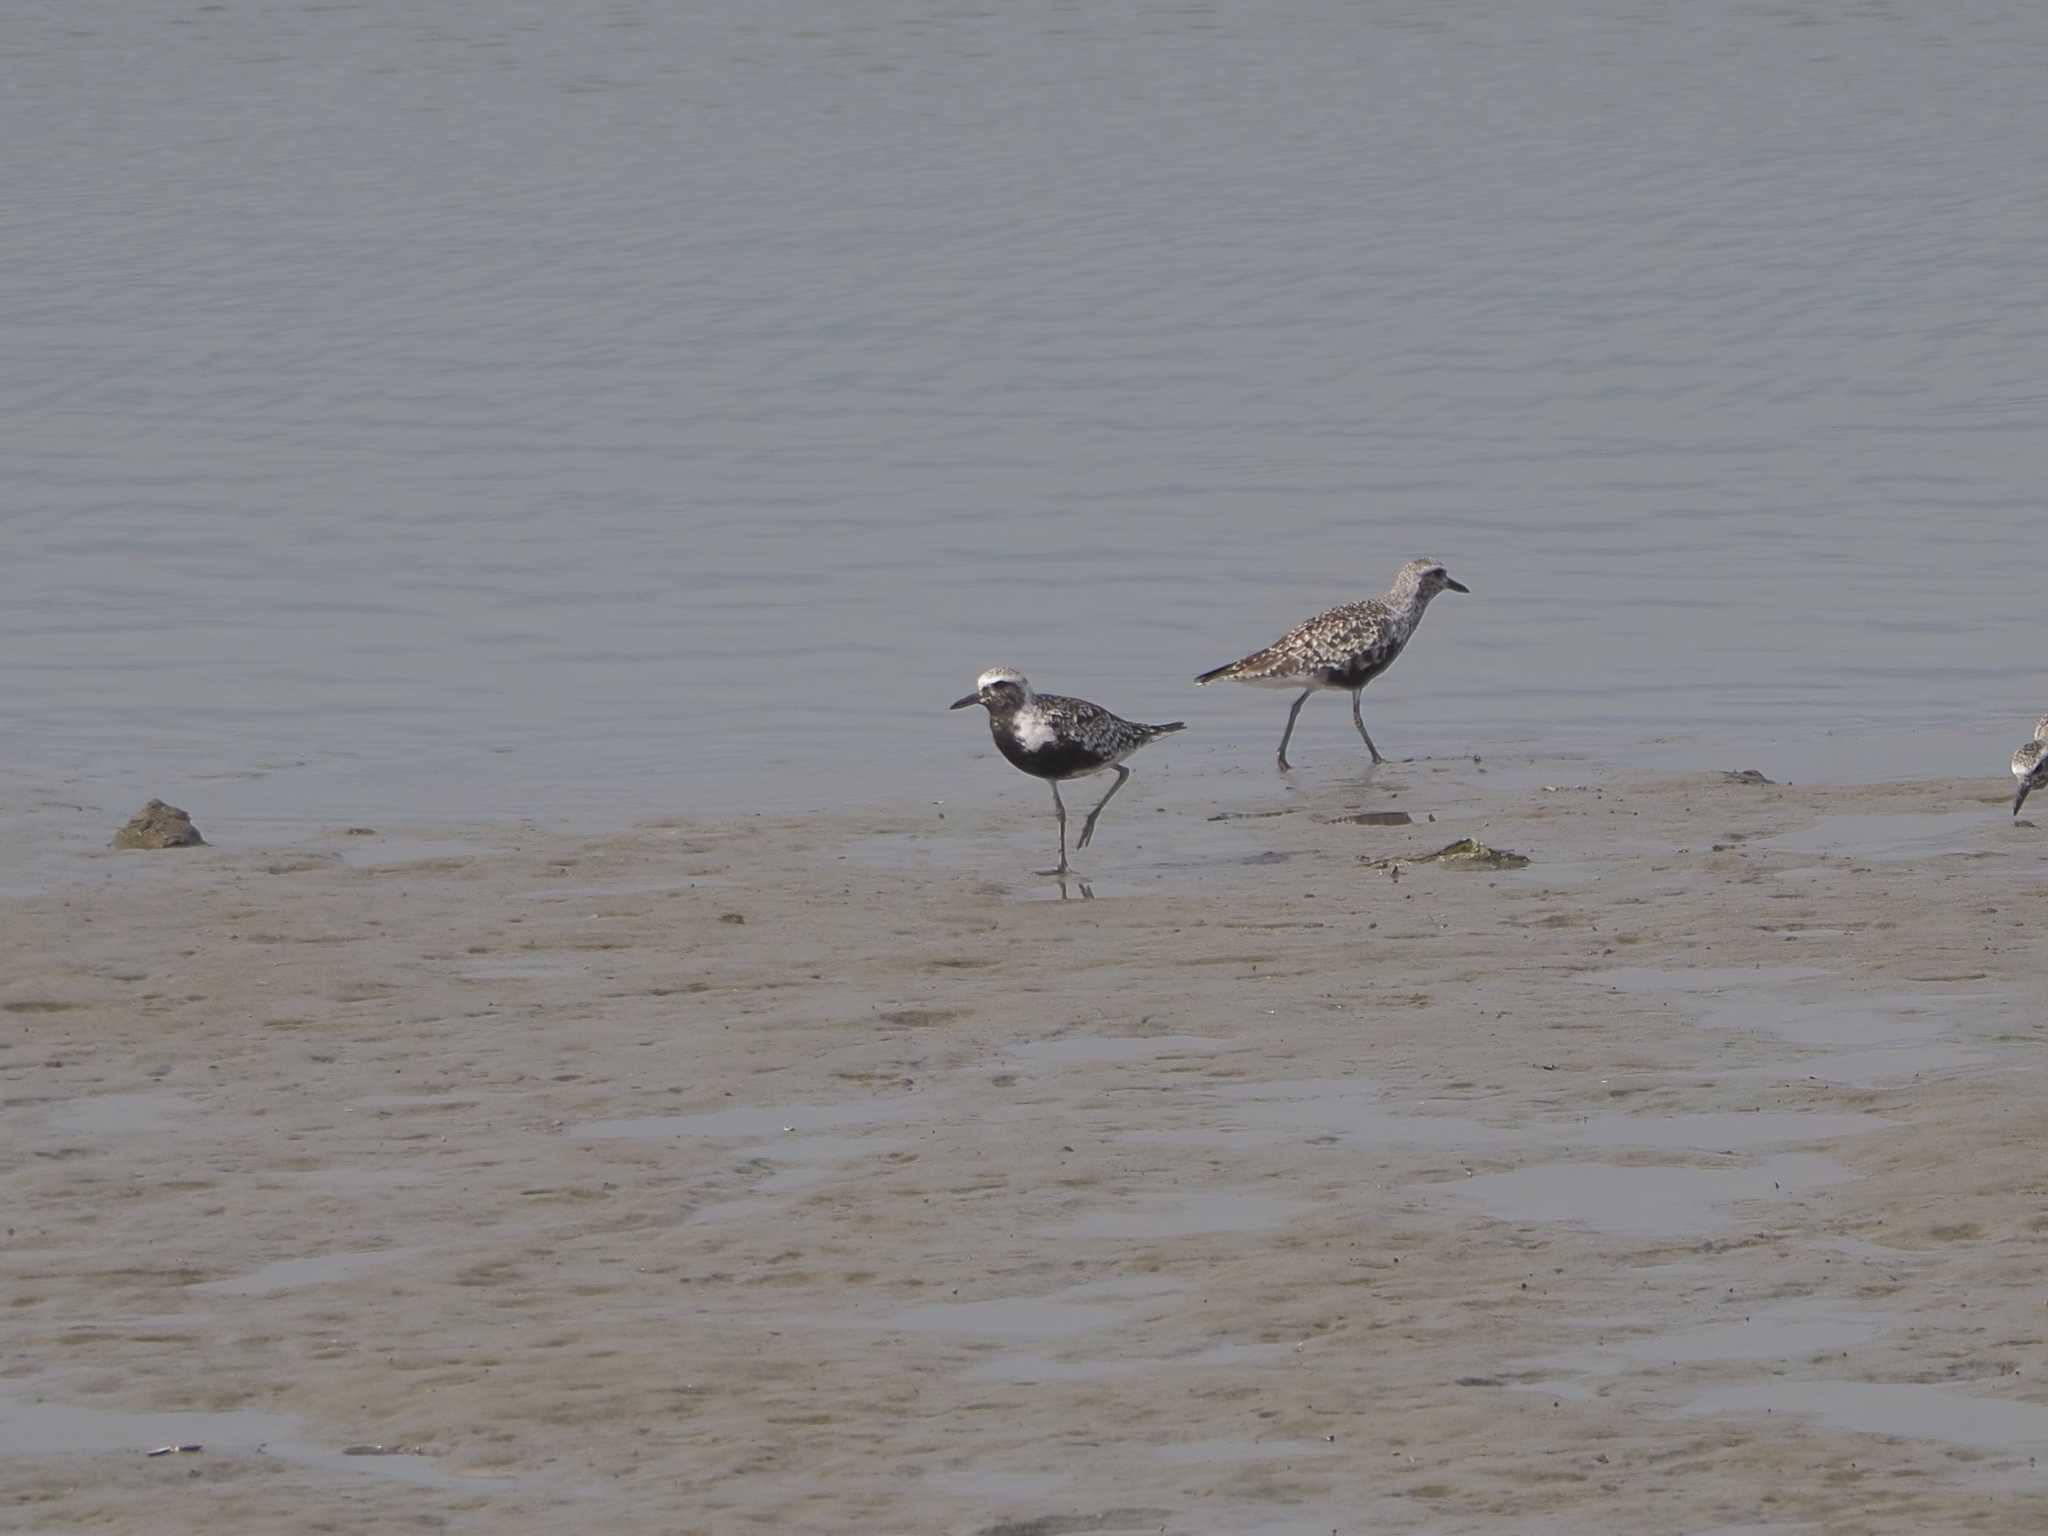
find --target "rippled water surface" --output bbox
[8,1,2046,872]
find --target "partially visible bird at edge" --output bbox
[2011,714,2048,818]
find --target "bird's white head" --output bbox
[950,666,1034,713]
[2035,714,2048,743]
[1391,558,1471,603]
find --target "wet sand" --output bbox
[6,762,2048,1533]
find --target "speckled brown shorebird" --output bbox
[1196,558,1468,769]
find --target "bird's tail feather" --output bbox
[1151,721,1187,735]
[1193,661,1239,685]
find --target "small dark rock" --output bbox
[1723,769,1775,785]
[718,912,746,925]
[112,800,204,850]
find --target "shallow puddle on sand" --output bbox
[1700,992,2006,1049]
[837,825,1164,901]
[925,1466,1072,1501]
[1438,1154,1853,1236]
[1131,1079,1881,1159]
[569,1095,927,1141]
[455,954,588,981]
[1189,1504,1362,1536]
[1569,1110,1886,1150]
[883,1297,1123,1342]
[1789,1041,1996,1085]
[272,1166,431,1192]
[1683,1379,2048,1455]
[191,1247,419,1296]
[962,1354,1136,1384]
[335,835,488,869]
[1155,1438,1340,1464]
[861,1277,1181,1344]
[49,1092,198,1136]
[1064,1189,1312,1240]
[1216,1078,1504,1146]
[349,1092,480,1111]
[687,1136,914,1222]
[755,1132,911,1168]
[1005,1034,1229,1067]
[1530,1297,1892,1381]
[624,1111,931,1222]
[0,1384,515,1489]
[1586,965,2013,1082]
[1133,1077,1508,1152]
[1591,965,1830,996]
[963,1339,1297,1385]
[1178,1340,1302,1367]
[1761,810,1996,861]
[1814,1236,1938,1264]
[514,878,688,903]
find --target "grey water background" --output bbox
[7,0,2046,873]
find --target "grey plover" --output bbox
[952,667,1184,874]
[2011,714,2048,817]
[1195,558,1469,769]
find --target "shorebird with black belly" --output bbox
[1195,558,1469,769]
[2011,714,2048,818]
[952,668,1185,875]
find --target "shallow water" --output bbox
[1569,1110,1885,1151]
[567,1095,927,1141]
[191,1248,419,1297]
[1155,1438,1340,1465]
[1584,963,2020,1085]
[1683,1380,2048,1459]
[0,1389,518,1491]
[48,1092,199,1136]
[7,1,2048,884]
[868,1276,1183,1343]
[1063,1189,1312,1240]
[1004,1034,1230,1068]
[924,1467,1073,1503]
[1760,811,2008,862]
[1438,1153,1854,1236]
[962,1339,1299,1386]
[1531,1297,1893,1376]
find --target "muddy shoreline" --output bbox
[6,762,2047,1533]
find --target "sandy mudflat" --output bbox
[5,761,2048,1534]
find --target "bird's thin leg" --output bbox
[1042,781,1069,875]
[1351,689,1385,765]
[1277,688,1314,771]
[1077,765,1131,849]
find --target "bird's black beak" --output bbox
[1445,577,1471,594]
[2017,782,2033,818]
[950,693,980,711]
